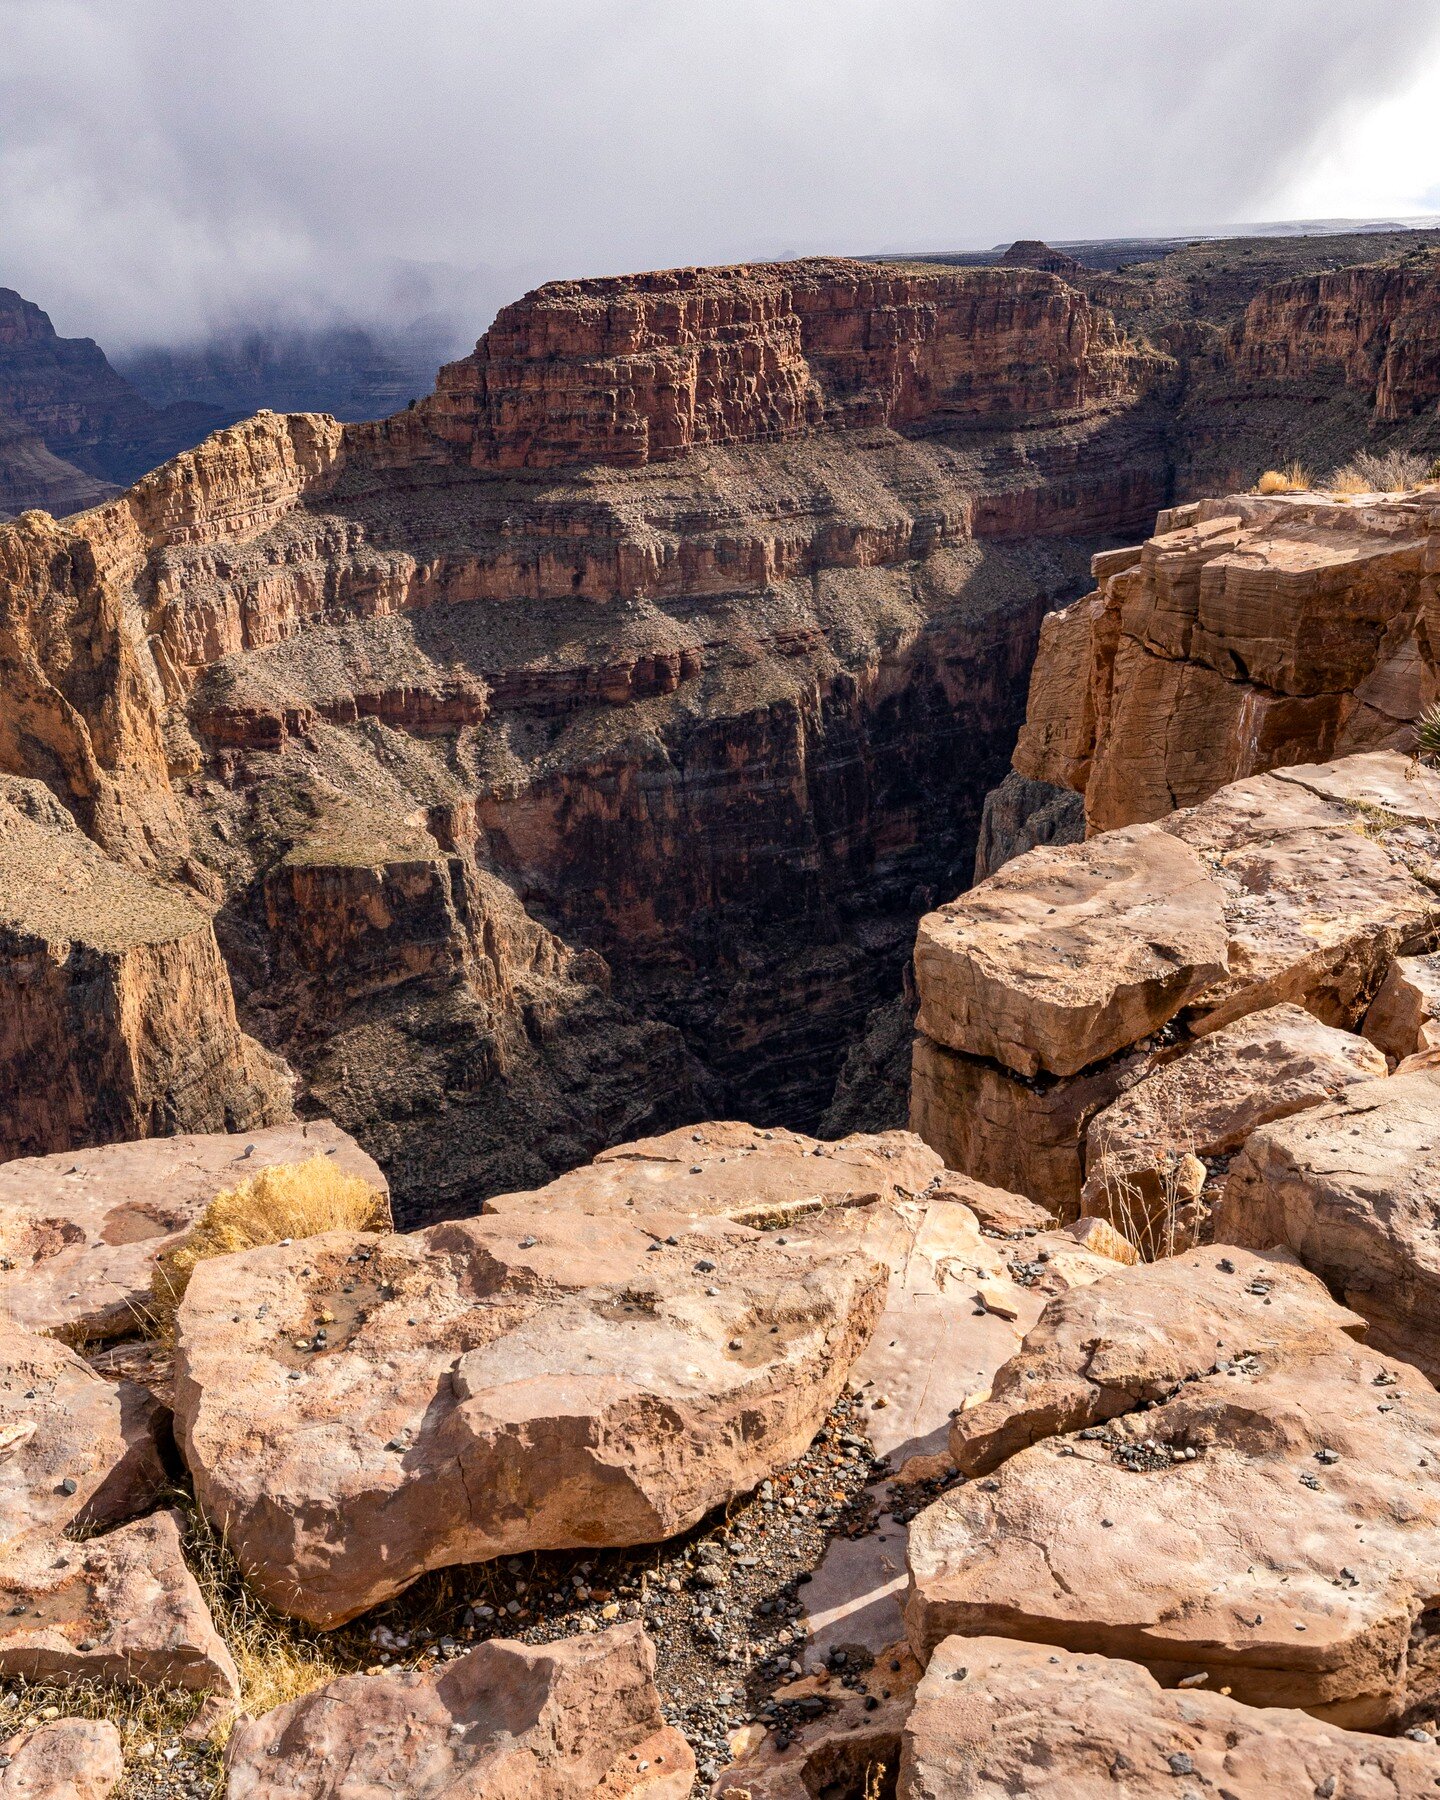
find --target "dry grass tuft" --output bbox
[1327,448,1433,494]
[150,1155,389,1338]
[1255,462,1310,495]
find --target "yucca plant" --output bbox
[1416,701,1440,767]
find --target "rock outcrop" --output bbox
[173,1207,885,1625]
[900,1636,1440,1798]
[908,1246,1440,1726]
[1011,487,1440,834]
[911,751,1440,1208]
[0,1119,384,1340]
[225,1623,692,1800]
[0,777,291,1163]
[1218,1066,1440,1382]
[0,411,115,521]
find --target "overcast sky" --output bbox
[3,0,1440,350]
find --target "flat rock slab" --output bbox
[0,1316,167,1551]
[902,1635,1440,1799]
[174,1209,886,1626]
[1081,1001,1385,1221]
[0,1718,123,1800]
[914,826,1229,1078]
[0,1510,238,1695]
[0,1120,386,1342]
[928,1175,1055,1237]
[485,1123,941,1225]
[226,1622,692,1800]
[1219,1067,1440,1382]
[797,1202,1116,1668]
[908,1246,1440,1725]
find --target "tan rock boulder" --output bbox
[1059,1216,1139,1264]
[1081,1003,1385,1248]
[1363,950,1440,1060]
[0,1317,167,1550]
[913,827,1229,1078]
[0,1718,123,1800]
[173,1209,886,1626]
[0,1120,386,1342]
[900,1635,1440,1799]
[0,1511,238,1695]
[225,1623,692,1800]
[908,1246,1440,1724]
[1218,1067,1440,1382]
[485,1123,941,1227]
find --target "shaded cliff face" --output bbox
[0,287,222,489]
[0,257,1174,1217]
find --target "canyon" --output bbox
[3,243,1438,1220]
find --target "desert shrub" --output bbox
[1327,448,1432,494]
[150,1155,389,1336]
[1255,462,1310,495]
[1417,701,1440,767]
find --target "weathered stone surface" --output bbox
[486,1123,941,1227]
[913,754,1440,1207]
[908,1246,1440,1724]
[913,827,1229,1078]
[714,1643,921,1800]
[797,1201,1114,1668]
[0,1317,166,1549]
[973,766,1086,884]
[0,1511,238,1695]
[0,1119,386,1341]
[1081,1002,1386,1226]
[1218,1068,1440,1382]
[0,778,291,1164]
[226,1623,691,1800]
[928,1174,1055,1237]
[1363,950,1440,1060]
[909,1033,1140,1214]
[1003,486,1440,834]
[1059,1216,1139,1264]
[900,1635,1440,1799]
[0,1717,124,1800]
[173,1209,886,1626]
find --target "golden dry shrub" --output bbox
[151,1155,389,1337]
[1255,462,1310,495]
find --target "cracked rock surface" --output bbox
[908,1245,1440,1726]
[173,1209,886,1626]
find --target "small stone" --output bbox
[1168,1751,1195,1776]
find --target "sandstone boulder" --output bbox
[1218,1067,1440,1382]
[0,1317,167,1550]
[0,1511,238,1695]
[0,1718,123,1800]
[1080,1003,1385,1244]
[173,1209,886,1626]
[900,1635,1440,1799]
[485,1123,941,1227]
[913,827,1229,1078]
[225,1623,691,1800]
[928,1174,1055,1237]
[908,1246,1440,1724]
[0,779,292,1163]
[1363,950,1440,1060]
[1059,1216,1139,1264]
[0,1120,386,1341]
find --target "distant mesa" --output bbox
[998,238,1088,278]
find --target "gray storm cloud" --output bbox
[2,0,1439,349]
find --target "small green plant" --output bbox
[1417,701,1440,767]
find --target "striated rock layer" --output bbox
[0,257,1176,1211]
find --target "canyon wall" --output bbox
[0,258,1170,1214]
